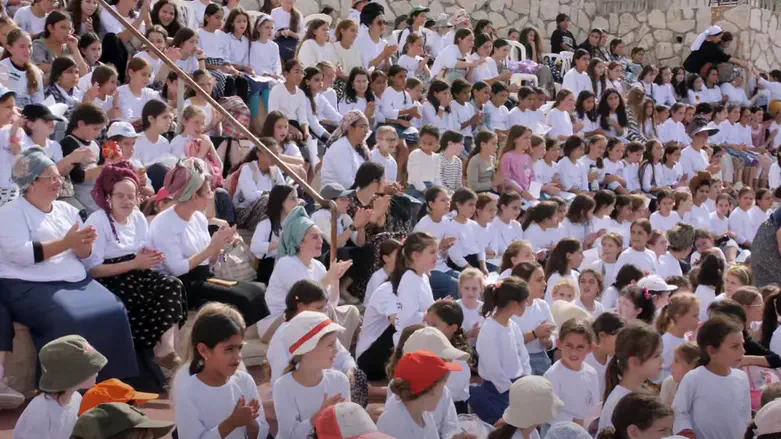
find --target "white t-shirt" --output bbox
[394,270,435,344]
[270,7,303,34]
[0,58,45,107]
[249,40,282,76]
[584,352,609,396]
[100,5,145,35]
[446,219,486,269]
[369,148,398,183]
[430,44,466,78]
[116,85,163,122]
[543,360,600,423]
[13,6,46,35]
[616,247,658,275]
[679,146,709,179]
[476,317,532,394]
[597,384,632,433]
[268,83,308,124]
[484,101,510,131]
[148,208,211,277]
[225,34,250,66]
[413,214,451,273]
[298,39,338,68]
[133,51,163,84]
[672,366,751,439]
[562,68,592,96]
[356,281,401,359]
[197,29,229,59]
[770,326,781,356]
[320,136,367,189]
[265,255,328,317]
[512,298,555,354]
[133,132,175,166]
[174,371,269,439]
[85,209,149,265]
[533,159,557,185]
[355,32,388,69]
[555,157,588,192]
[377,394,439,439]
[457,299,484,342]
[694,284,717,322]
[650,211,682,233]
[273,369,351,439]
[661,332,687,381]
[364,268,389,305]
[524,223,563,252]
[13,393,81,439]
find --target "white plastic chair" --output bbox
[511,73,538,88]
[559,50,574,72]
[507,40,527,62]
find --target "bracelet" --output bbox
[532,329,537,339]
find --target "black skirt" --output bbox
[179,265,269,326]
[97,254,188,349]
[356,324,396,381]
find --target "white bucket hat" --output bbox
[402,327,470,361]
[550,300,591,327]
[284,311,344,357]
[502,376,564,428]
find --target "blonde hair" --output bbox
[725,265,752,287]
[601,232,624,248]
[459,267,484,289]
[552,278,579,300]
[674,340,700,365]
[499,240,533,272]
[375,125,398,140]
[180,105,206,133]
[656,293,699,334]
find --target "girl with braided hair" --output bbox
[85,160,187,371]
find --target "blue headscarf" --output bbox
[12,147,55,192]
[279,206,316,258]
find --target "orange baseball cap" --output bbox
[79,379,159,415]
[394,350,462,394]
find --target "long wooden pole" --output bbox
[97,0,339,263]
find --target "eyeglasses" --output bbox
[374,19,386,26]
[37,174,64,183]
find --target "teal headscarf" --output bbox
[279,206,316,258]
[12,147,56,191]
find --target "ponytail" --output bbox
[481,277,529,318]
[2,29,40,95]
[655,292,699,334]
[603,322,661,402]
[389,232,437,294]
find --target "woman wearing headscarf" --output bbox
[0,147,137,390]
[751,206,781,288]
[355,2,396,70]
[85,161,187,371]
[683,25,749,81]
[148,158,267,326]
[320,110,371,188]
[261,206,357,347]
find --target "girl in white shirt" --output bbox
[488,192,524,263]
[555,136,589,193]
[657,103,691,146]
[268,58,311,141]
[561,194,598,248]
[296,18,337,68]
[606,393,675,438]
[133,27,172,86]
[672,317,751,439]
[650,188,681,233]
[639,139,666,194]
[597,324,663,434]
[729,187,758,247]
[355,232,437,378]
[456,268,486,345]
[134,100,174,166]
[512,261,556,376]
[377,350,462,439]
[223,9,254,76]
[117,58,163,124]
[249,14,283,109]
[413,187,460,300]
[652,66,677,106]
[1,29,45,107]
[687,74,707,105]
[381,65,422,140]
[421,80,457,132]
[702,66,725,104]
[616,219,658,276]
[397,33,431,81]
[656,293,700,381]
[547,89,577,141]
[430,28,478,80]
[470,277,533,425]
[14,335,105,439]
[576,269,605,317]
[661,143,684,188]
[574,91,602,137]
[272,311,349,439]
[174,305,269,439]
[338,67,377,122]
[199,5,245,97]
[543,238,583,304]
[172,28,208,76]
[364,238,401,304]
[446,188,488,274]
[521,201,562,251]
[250,184,297,283]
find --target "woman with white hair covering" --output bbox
[148,158,268,326]
[683,25,749,80]
[0,147,137,403]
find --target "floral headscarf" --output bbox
[325,110,370,150]
[163,158,208,202]
[12,147,55,192]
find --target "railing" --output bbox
[98,0,339,263]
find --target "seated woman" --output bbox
[0,147,137,387]
[230,141,287,231]
[148,158,268,327]
[86,162,187,372]
[261,206,358,349]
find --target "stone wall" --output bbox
[302,0,779,69]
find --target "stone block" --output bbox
[489,11,507,27]
[513,0,531,14]
[609,13,618,33]
[429,0,444,15]
[577,9,591,30]
[655,42,673,60]
[530,0,539,18]
[756,53,770,72]
[505,10,519,23]
[584,1,595,18]
[723,5,750,29]
[684,31,696,47]
[668,19,695,33]
[773,45,781,66]
[653,29,673,42]
[472,10,488,19]
[683,8,693,19]
[539,0,559,21]
[695,7,711,32]
[750,8,761,30]
[637,10,647,23]
[714,19,738,34]
[648,9,665,29]
[623,31,636,44]
[666,8,683,23]
[592,16,609,32]
[490,0,506,11]
[618,13,639,36]
[639,33,654,51]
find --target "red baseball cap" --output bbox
[394,350,463,394]
[154,187,172,203]
[316,402,394,439]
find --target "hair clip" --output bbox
[496,280,504,288]
[295,296,299,300]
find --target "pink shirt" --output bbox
[500,151,535,192]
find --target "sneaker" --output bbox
[0,381,25,409]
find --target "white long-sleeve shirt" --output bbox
[268,83,308,124]
[13,393,81,439]
[355,281,400,359]
[233,161,285,208]
[657,118,691,146]
[265,255,335,318]
[273,369,350,439]
[546,108,573,138]
[729,207,757,245]
[85,209,149,267]
[395,270,435,345]
[377,393,439,439]
[476,317,532,394]
[406,149,441,192]
[414,214,451,272]
[512,298,555,354]
[446,219,486,269]
[297,39,338,68]
[672,366,751,439]
[249,40,282,76]
[488,217,524,259]
[650,211,682,233]
[555,157,588,192]
[652,83,677,106]
[320,136,366,188]
[249,218,280,260]
[380,86,415,121]
[679,146,709,179]
[616,247,658,275]
[148,208,210,277]
[175,371,269,439]
[562,68,591,96]
[524,223,563,252]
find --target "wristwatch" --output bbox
[349,224,357,232]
